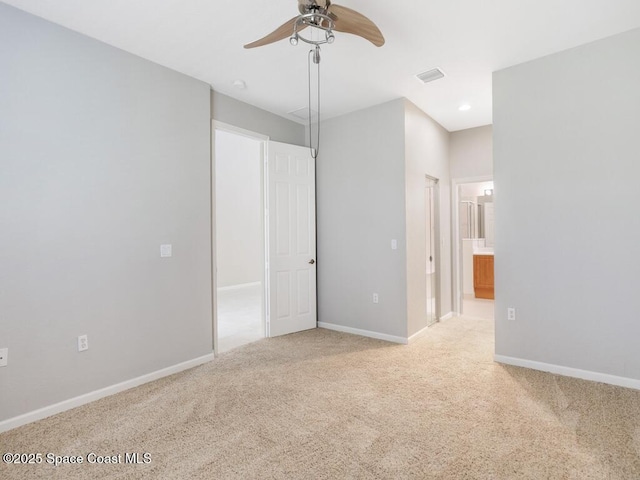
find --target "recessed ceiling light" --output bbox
[459,104,471,111]
[233,79,247,90]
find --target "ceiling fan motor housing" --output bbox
[299,0,332,15]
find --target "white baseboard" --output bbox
[407,312,455,343]
[408,325,429,343]
[494,355,640,391]
[318,322,407,345]
[217,282,260,292]
[0,353,215,433]
[320,313,457,346]
[440,312,454,322]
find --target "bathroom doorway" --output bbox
[452,177,495,319]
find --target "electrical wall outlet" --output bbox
[78,335,89,352]
[0,348,7,367]
[507,308,516,321]
[373,293,379,304]
[160,244,172,258]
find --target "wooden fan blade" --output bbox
[244,17,307,49]
[328,4,385,47]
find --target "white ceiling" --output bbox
[5,0,640,132]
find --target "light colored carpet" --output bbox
[1,317,639,479]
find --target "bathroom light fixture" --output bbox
[484,189,493,196]
[459,104,471,111]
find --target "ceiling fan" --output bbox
[244,0,385,49]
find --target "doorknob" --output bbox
[309,259,315,264]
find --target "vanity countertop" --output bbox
[473,249,494,256]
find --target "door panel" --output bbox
[267,141,316,337]
[275,182,290,255]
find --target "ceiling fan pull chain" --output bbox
[308,46,320,160]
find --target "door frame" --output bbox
[211,120,269,356]
[425,175,441,325]
[451,175,493,316]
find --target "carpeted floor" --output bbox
[1,316,639,479]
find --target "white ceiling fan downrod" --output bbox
[289,10,334,160]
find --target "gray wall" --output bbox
[0,4,213,421]
[317,100,408,338]
[404,101,452,336]
[317,99,452,340]
[450,125,493,179]
[212,91,305,145]
[493,28,640,380]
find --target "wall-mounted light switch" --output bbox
[160,244,172,258]
[0,348,8,367]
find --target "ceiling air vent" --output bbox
[415,68,445,84]
[288,107,318,121]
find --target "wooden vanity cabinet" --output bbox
[473,255,494,299]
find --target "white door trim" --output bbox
[213,120,270,141]
[425,175,441,326]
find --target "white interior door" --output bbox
[266,141,316,337]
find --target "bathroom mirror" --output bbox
[459,183,494,245]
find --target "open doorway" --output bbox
[425,176,440,326]
[214,126,267,353]
[212,125,318,353]
[452,177,495,320]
